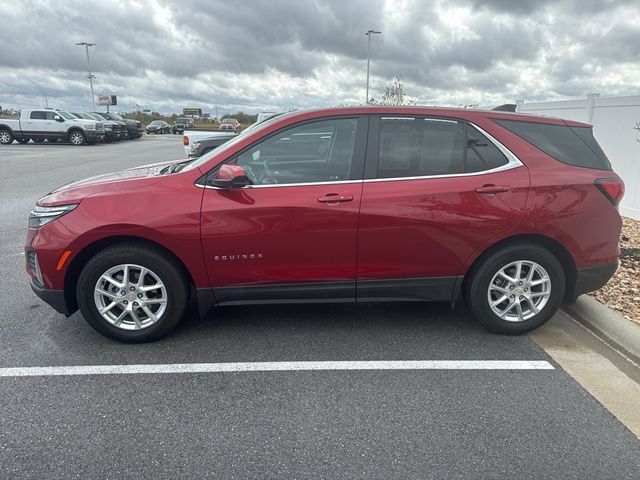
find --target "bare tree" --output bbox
[370,76,416,106]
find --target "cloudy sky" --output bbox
[1,0,639,115]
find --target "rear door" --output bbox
[23,110,49,137]
[356,115,529,301]
[200,116,368,303]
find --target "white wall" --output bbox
[516,94,640,220]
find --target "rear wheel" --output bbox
[77,245,189,342]
[17,137,30,144]
[69,130,86,145]
[32,137,45,143]
[0,129,14,144]
[464,244,565,334]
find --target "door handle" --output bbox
[317,193,354,204]
[475,185,511,194]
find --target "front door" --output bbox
[200,116,368,304]
[356,115,529,301]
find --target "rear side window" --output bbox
[495,119,611,170]
[29,111,46,120]
[376,117,508,179]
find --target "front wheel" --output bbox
[68,130,86,145]
[77,245,189,342]
[464,244,565,334]
[17,137,30,144]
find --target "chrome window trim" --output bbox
[195,121,523,190]
[195,179,363,190]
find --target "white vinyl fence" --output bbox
[516,94,640,220]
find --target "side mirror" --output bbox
[210,164,250,188]
[54,115,64,122]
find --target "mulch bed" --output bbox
[590,217,640,325]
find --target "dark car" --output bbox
[173,118,194,134]
[186,132,237,157]
[92,112,142,139]
[71,113,123,142]
[26,106,624,342]
[146,120,171,134]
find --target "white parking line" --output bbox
[0,360,554,378]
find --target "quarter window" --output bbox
[223,118,358,185]
[376,117,508,179]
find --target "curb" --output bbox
[562,296,640,365]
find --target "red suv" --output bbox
[26,107,624,342]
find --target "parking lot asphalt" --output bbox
[1,137,639,479]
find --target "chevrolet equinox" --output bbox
[26,107,624,342]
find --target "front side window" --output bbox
[220,118,358,185]
[376,117,508,179]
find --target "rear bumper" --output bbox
[30,279,70,316]
[571,261,618,300]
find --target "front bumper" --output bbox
[85,130,105,142]
[30,279,70,316]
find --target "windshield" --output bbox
[183,114,286,172]
[149,121,162,126]
[59,111,77,120]
[110,113,124,121]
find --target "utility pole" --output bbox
[365,30,381,104]
[76,42,97,110]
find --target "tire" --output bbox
[68,130,86,146]
[0,129,14,144]
[17,137,30,144]
[77,245,189,342]
[464,244,565,334]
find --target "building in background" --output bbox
[516,94,640,219]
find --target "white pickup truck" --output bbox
[0,109,105,145]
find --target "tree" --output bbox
[370,76,416,106]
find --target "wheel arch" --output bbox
[63,235,196,314]
[462,233,577,303]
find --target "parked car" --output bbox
[71,112,124,143]
[146,120,171,134]
[92,112,143,139]
[186,114,283,157]
[25,106,624,342]
[219,118,241,132]
[182,130,237,156]
[186,132,237,158]
[173,118,194,134]
[0,109,104,145]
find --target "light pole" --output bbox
[365,30,381,104]
[76,42,97,110]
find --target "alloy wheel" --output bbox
[93,264,168,330]
[0,131,11,144]
[487,260,551,322]
[70,132,84,145]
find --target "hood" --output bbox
[38,159,184,206]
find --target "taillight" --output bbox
[595,178,625,206]
[183,135,189,146]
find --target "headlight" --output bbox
[29,204,78,228]
[85,123,96,130]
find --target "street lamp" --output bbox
[365,30,381,104]
[76,42,97,110]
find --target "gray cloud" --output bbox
[0,0,639,114]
